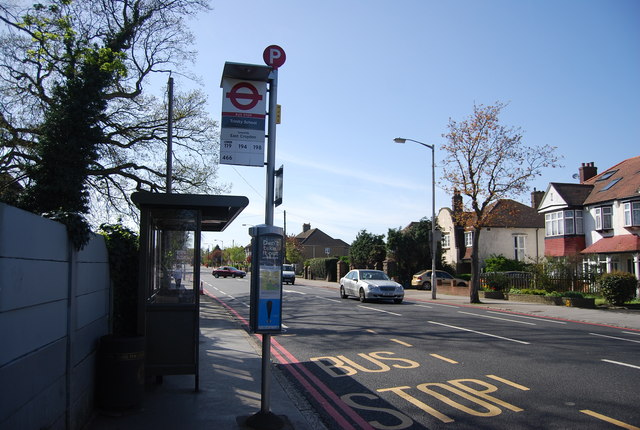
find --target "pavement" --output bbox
[85,278,640,430]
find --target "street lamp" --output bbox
[393,137,438,299]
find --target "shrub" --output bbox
[308,257,339,281]
[483,272,510,292]
[544,291,564,297]
[598,271,637,306]
[562,291,586,298]
[99,223,139,336]
[484,254,528,272]
[510,288,546,295]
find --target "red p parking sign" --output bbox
[263,45,286,69]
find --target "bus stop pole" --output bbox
[261,67,277,418]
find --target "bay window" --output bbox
[545,210,583,237]
[594,206,613,230]
[624,201,640,227]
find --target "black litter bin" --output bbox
[96,334,145,410]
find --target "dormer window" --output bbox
[464,231,473,247]
[594,206,613,230]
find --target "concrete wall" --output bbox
[0,203,110,430]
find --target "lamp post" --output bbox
[393,137,438,299]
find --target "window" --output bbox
[442,233,451,248]
[624,202,640,227]
[514,235,526,261]
[600,178,621,191]
[597,170,618,181]
[564,210,574,235]
[595,206,613,230]
[545,212,562,236]
[546,210,584,237]
[464,231,473,247]
[575,210,583,234]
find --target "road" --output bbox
[201,272,640,430]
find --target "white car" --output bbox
[282,264,296,285]
[339,269,404,304]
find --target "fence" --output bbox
[480,271,597,293]
[0,203,110,430]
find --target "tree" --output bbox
[350,230,386,269]
[387,218,440,285]
[440,101,560,303]
[285,235,304,268]
[224,246,247,268]
[0,1,225,236]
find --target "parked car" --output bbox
[411,270,467,290]
[212,266,246,278]
[282,264,296,285]
[339,269,404,304]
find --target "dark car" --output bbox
[211,266,246,278]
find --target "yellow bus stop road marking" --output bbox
[580,410,640,430]
[390,339,413,347]
[430,353,458,364]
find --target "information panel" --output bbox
[220,78,267,167]
[249,225,283,333]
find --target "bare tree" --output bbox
[440,101,560,303]
[0,0,227,225]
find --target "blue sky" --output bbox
[191,0,640,250]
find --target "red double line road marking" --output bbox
[207,293,373,429]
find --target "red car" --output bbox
[211,266,246,278]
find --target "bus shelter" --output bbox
[132,192,249,390]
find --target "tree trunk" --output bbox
[469,228,482,303]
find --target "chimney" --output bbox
[531,188,544,209]
[579,162,597,183]
[302,223,311,232]
[452,189,463,214]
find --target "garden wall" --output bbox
[0,203,110,430]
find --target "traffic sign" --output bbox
[220,78,267,167]
[263,45,286,69]
[226,82,264,110]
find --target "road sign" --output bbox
[220,78,267,167]
[226,81,264,110]
[263,45,286,69]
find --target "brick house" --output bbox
[295,223,350,261]
[537,157,640,279]
[438,190,545,273]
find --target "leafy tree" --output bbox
[224,245,247,268]
[350,229,386,269]
[440,102,560,303]
[0,0,225,234]
[387,218,441,285]
[285,234,304,268]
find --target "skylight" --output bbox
[597,170,618,181]
[600,177,621,191]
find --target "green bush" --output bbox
[308,257,338,281]
[484,254,528,272]
[99,223,139,336]
[561,291,587,299]
[598,271,638,306]
[483,272,510,292]
[544,291,563,297]
[510,288,546,295]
